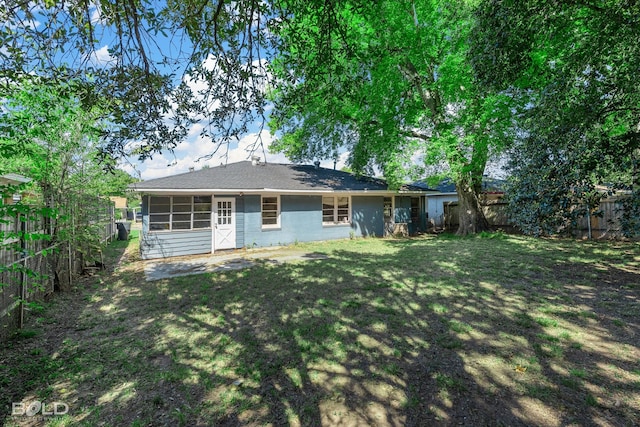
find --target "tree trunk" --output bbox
[455,179,489,236]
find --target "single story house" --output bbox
[131,160,429,260]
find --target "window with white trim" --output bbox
[261,196,280,228]
[148,195,212,231]
[322,196,350,224]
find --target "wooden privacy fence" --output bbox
[444,201,511,231]
[574,197,625,239]
[444,198,627,238]
[0,197,117,340]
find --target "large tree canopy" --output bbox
[470,0,640,236]
[1,0,273,160]
[1,0,342,161]
[268,0,513,234]
[17,0,639,236]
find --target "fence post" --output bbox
[18,213,25,329]
[19,257,26,329]
[68,240,73,289]
[586,204,592,240]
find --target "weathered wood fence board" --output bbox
[0,199,117,340]
[574,198,624,239]
[444,199,627,238]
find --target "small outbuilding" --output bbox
[131,161,428,260]
[0,173,32,205]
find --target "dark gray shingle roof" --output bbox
[132,161,424,193]
[412,177,507,193]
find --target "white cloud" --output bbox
[91,9,101,24]
[89,45,114,67]
[122,50,360,182]
[181,54,271,117]
[90,4,106,25]
[131,128,292,181]
[123,127,358,181]
[410,147,425,166]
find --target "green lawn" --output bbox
[2,232,639,426]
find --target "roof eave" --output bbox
[429,192,458,196]
[131,188,430,195]
[0,173,32,185]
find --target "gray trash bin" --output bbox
[116,222,129,240]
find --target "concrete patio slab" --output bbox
[143,247,328,281]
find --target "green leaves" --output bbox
[271,1,494,167]
[266,0,517,233]
[470,0,640,237]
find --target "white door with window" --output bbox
[214,198,236,250]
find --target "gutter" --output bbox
[130,188,429,196]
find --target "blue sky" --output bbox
[1,2,302,181]
[68,5,350,180]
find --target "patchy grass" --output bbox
[1,232,638,426]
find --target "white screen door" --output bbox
[214,198,235,250]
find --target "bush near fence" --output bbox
[444,198,628,238]
[0,196,117,340]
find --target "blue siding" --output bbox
[142,195,149,216]
[427,194,458,227]
[141,230,212,260]
[235,197,245,248]
[244,195,347,247]
[140,194,214,259]
[352,196,384,237]
[243,195,386,248]
[242,195,262,248]
[395,196,412,223]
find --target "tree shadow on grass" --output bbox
[0,232,143,425]
[380,236,640,425]
[130,235,638,425]
[1,235,638,426]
